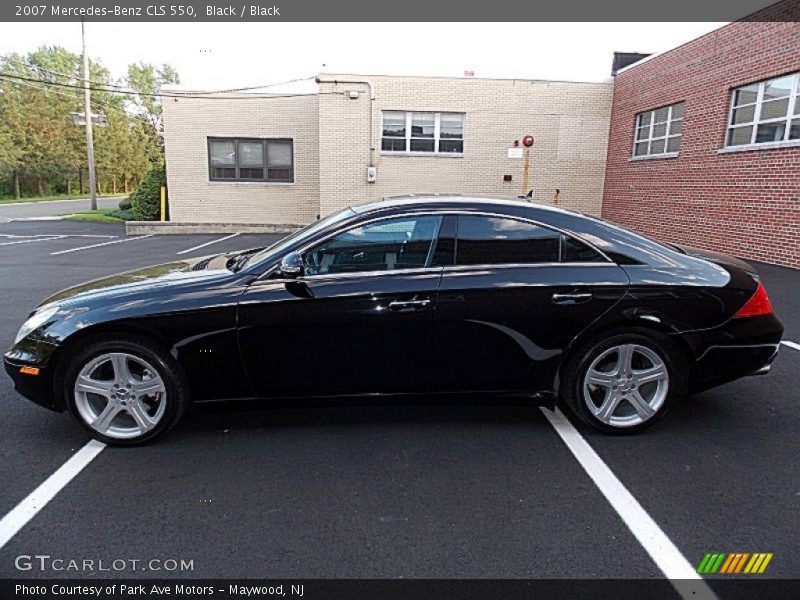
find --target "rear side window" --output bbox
[456,216,561,265]
[562,235,606,262]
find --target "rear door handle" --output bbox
[551,292,592,305]
[388,299,431,312]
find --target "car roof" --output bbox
[344,193,698,271]
[349,194,583,218]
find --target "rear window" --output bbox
[456,216,561,265]
[563,235,607,262]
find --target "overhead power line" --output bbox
[0,75,153,126]
[6,57,317,96]
[0,72,336,100]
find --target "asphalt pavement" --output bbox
[0,196,124,221]
[0,220,797,591]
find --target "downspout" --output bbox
[316,76,375,167]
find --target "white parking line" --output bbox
[541,407,716,599]
[0,236,65,246]
[176,233,240,255]
[781,340,800,351]
[0,234,116,239]
[50,235,152,255]
[0,440,105,550]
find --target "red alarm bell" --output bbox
[522,135,534,147]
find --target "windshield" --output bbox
[244,206,357,269]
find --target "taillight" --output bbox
[734,281,773,318]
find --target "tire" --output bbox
[560,329,686,434]
[63,336,188,446]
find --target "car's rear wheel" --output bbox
[64,337,187,445]
[561,331,686,433]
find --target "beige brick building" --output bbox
[162,74,613,226]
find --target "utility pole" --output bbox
[81,18,97,210]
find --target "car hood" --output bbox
[673,244,757,275]
[40,253,239,309]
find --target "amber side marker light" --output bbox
[19,366,40,376]
[734,281,774,318]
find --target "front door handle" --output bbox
[551,292,592,305]
[388,299,431,312]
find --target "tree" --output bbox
[0,47,179,199]
[126,62,180,131]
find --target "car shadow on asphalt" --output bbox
[176,399,551,437]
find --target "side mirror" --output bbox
[280,251,304,278]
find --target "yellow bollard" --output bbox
[160,186,166,222]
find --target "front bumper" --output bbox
[684,313,784,392]
[4,354,60,412]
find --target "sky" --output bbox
[0,22,727,93]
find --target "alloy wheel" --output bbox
[582,343,669,428]
[73,352,167,439]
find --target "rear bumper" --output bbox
[683,313,783,392]
[3,354,59,412]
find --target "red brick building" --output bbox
[602,0,800,269]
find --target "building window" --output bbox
[208,138,293,182]
[633,102,684,158]
[726,72,800,147]
[381,111,464,155]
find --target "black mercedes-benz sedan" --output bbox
[4,195,783,444]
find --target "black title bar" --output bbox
[2,0,799,22]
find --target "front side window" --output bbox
[726,72,800,147]
[208,138,294,182]
[303,216,443,276]
[456,216,561,265]
[633,102,684,158]
[381,111,464,155]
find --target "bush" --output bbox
[118,196,132,210]
[130,166,166,221]
[105,209,135,221]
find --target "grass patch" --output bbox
[67,208,134,223]
[0,193,127,205]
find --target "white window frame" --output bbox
[631,102,684,160]
[724,71,800,150]
[381,111,465,156]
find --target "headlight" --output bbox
[14,305,60,345]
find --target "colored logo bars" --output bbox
[697,552,773,574]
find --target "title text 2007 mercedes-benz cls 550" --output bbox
[4,196,783,445]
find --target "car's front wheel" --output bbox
[561,331,686,433]
[64,337,188,445]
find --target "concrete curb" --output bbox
[126,221,304,235]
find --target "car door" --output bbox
[237,214,445,398]
[433,214,629,394]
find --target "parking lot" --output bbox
[0,220,798,591]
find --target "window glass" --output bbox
[209,138,293,182]
[733,84,759,106]
[209,139,236,179]
[381,111,465,155]
[238,141,264,180]
[266,141,293,181]
[410,112,435,152]
[726,72,799,147]
[760,98,790,120]
[563,236,606,262]
[439,113,464,153]
[411,112,435,137]
[763,76,793,101]
[728,126,753,146]
[303,216,443,276]
[632,102,684,158]
[456,216,560,265]
[382,111,406,137]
